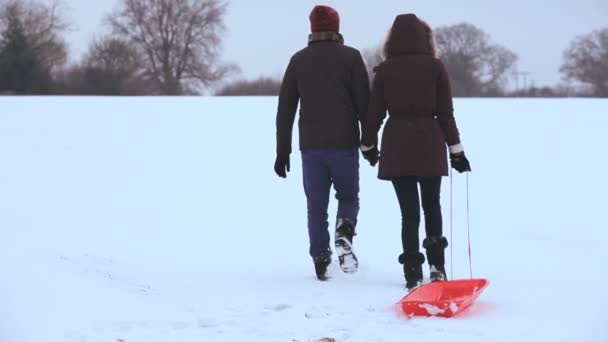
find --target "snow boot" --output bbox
[423,236,448,282]
[313,248,332,281]
[335,218,358,273]
[398,252,425,291]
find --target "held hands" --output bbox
[274,153,290,178]
[361,145,380,167]
[450,152,471,173]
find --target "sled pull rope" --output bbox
[449,170,473,280]
[449,168,454,280]
[466,172,473,279]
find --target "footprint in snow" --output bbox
[265,304,292,312]
[56,253,153,296]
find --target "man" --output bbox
[274,5,370,281]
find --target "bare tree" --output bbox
[79,37,150,95]
[434,23,517,96]
[84,37,140,76]
[361,45,383,83]
[560,28,608,97]
[107,0,234,95]
[0,0,68,71]
[0,0,68,93]
[54,37,154,95]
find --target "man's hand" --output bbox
[361,145,379,167]
[274,154,290,178]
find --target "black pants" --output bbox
[391,176,442,255]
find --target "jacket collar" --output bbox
[308,32,344,45]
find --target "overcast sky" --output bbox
[63,0,608,89]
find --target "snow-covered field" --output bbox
[1,97,607,342]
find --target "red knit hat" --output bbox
[309,5,340,33]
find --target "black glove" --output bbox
[361,146,380,166]
[450,152,471,173]
[274,153,290,178]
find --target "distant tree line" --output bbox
[0,0,235,95]
[215,76,281,96]
[223,23,606,98]
[0,0,606,97]
[360,22,608,98]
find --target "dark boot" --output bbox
[335,218,358,273]
[423,236,448,282]
[398,252,425,291]
[335,218,356,244]
[313,248,332,281]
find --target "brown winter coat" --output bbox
[361,14,462,180]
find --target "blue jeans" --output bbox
[302,148,360,258]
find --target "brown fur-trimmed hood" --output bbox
[382,14,436,59]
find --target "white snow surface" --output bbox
[1,97,607,342]
[418,304,445,316]
[449,303,459,315]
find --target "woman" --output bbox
[360,14,471,291]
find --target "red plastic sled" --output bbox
[399,278,489,318]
